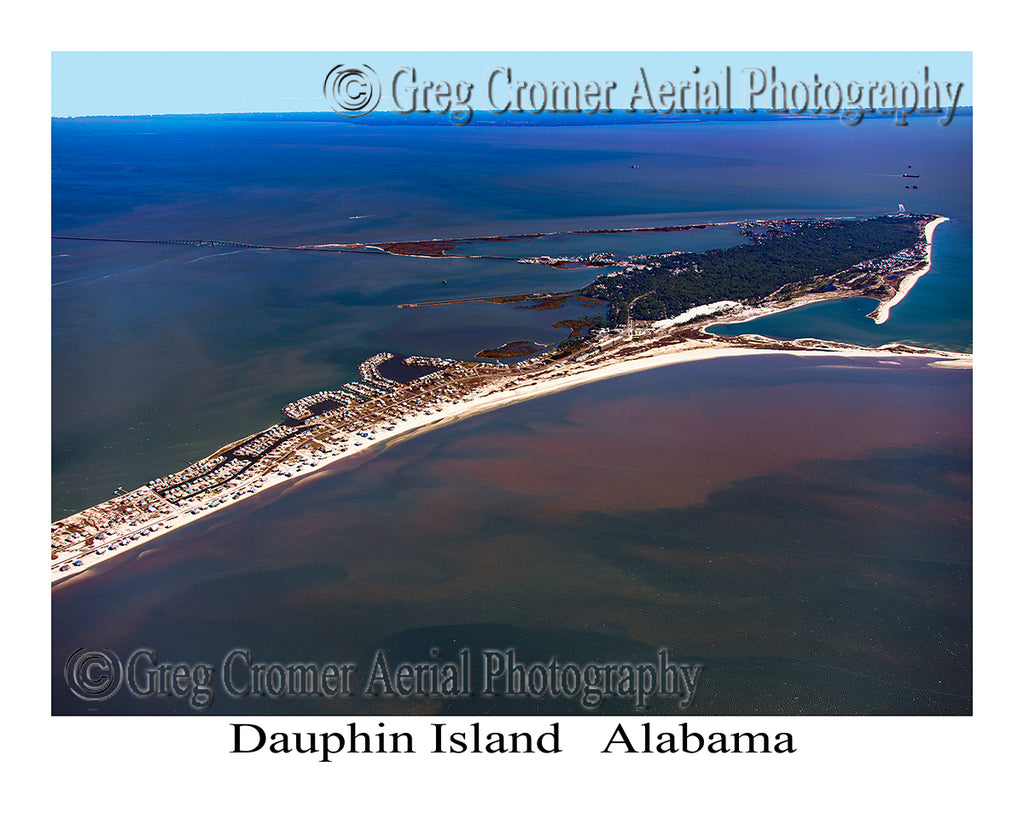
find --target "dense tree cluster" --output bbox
[581,215,925,324]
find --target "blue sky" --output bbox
[52,52,972,117]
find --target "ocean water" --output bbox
[51,113,971,715]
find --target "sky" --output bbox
[51,51,973,117]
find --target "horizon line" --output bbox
[52,106,975,120]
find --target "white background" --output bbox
[15,2,1013,814]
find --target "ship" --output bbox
[902,164,920,178]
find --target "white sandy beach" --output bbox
[871,216,949,324]
[51,334,970,584]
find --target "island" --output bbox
[51,212,967,582]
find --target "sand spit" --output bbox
[871,216,949,324]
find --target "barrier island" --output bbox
[51,212,965,582]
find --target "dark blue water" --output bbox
[52,114,971,715]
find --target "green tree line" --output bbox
[581,216,925,324]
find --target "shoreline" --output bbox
[51,334,970,586]
[870,216,949,324]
